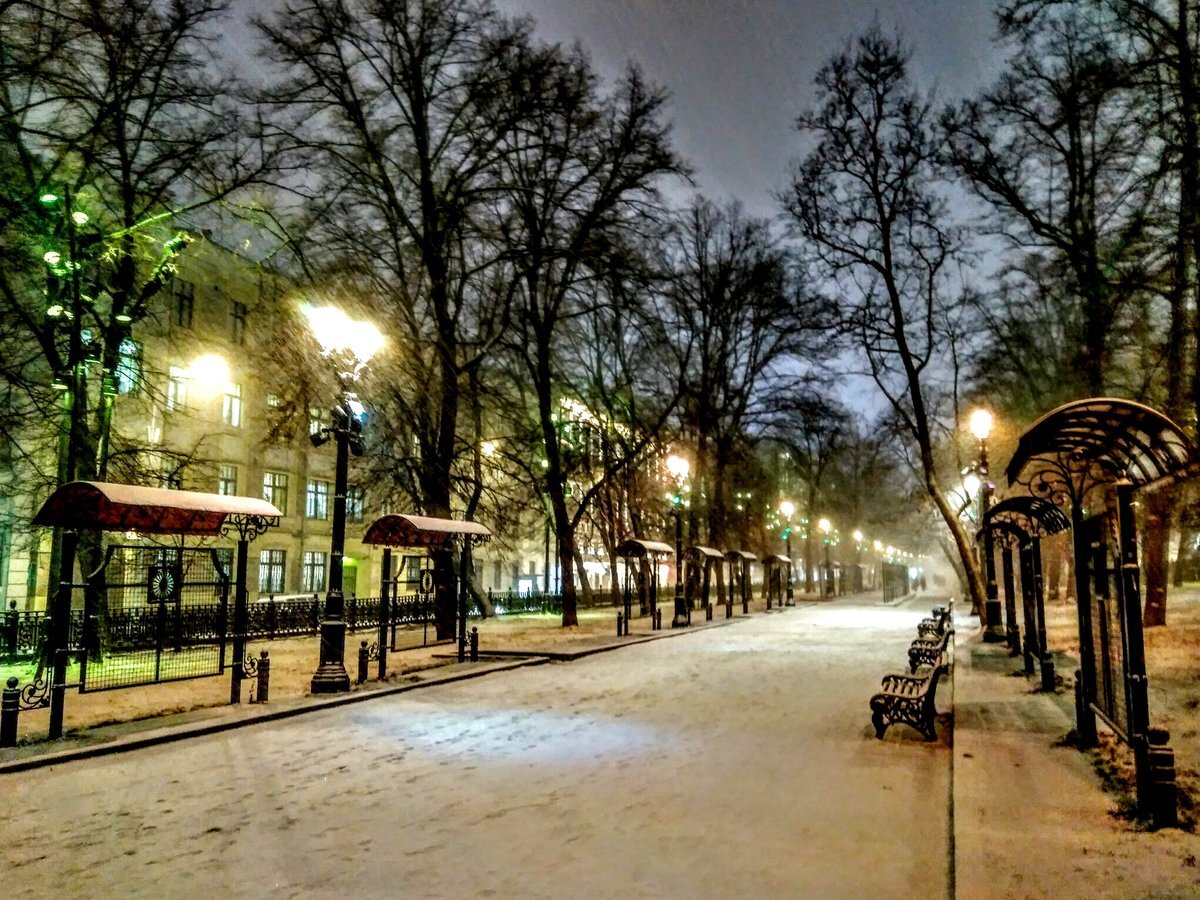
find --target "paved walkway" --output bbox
[5,595,1196,898]
[1,596,951,898]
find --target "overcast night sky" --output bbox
[495,0,1004,216]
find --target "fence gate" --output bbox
[79,545,229,692]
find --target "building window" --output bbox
[258,549,285,594]
[214,548,233,583]
[308,406,326,437]
[302,551,327,593]
[231,300,247,346]
[174,282,194,328]
[266,393,280,409]
[157,454,182,490]
[116,339,141,395]
[217,464,237,496]
[346,485,365,523]
[262,471,288,515]
[306,480,329,519]
[222,383,242,427]
[167,366,188,411]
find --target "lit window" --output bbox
[166,366,188,411]
[308,406,326,437]
[217,464,237,496]
[266,393,280,408]
[258,549,286,594]
[116,339,141,394]
[222,383,242,427]
[306,480,329,519]
[302,551,327,593]
[262,471,288,514]
[346,485,365,523]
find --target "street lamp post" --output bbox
[852,529,863,593]
[666,454,690,627]
[970,408,1006,643]
[307,306,384,694]
[818,517,833,598]
[780,500,795,605]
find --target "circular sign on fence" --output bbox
[420,570,434,593]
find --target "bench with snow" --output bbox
[917,604,952,640]
[869,661,949,741]
[908,628,952,673]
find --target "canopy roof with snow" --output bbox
[616,539,674,558]
[686,545,725,561]
[361,514,492,549]
[33,481,281,536]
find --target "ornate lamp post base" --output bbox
[311,604,351,693]
[983,599,1006,642]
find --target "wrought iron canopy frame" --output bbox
[1005,398,1195,507]
[361,514,492,549]
[984,495,1070,540]
[977,518,1028,550]
[615,538,674,559]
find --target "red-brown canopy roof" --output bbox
[686,545,725,561]
[762,554,792,566]
[361,514,492,548]
[725,549,758,562]
[33,481,282,536]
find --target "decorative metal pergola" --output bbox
[684,546,726,613]
[981,496,1070,691]
[361,514,492,664]
[27,481,280,738]
[1005,398,1194,827]
[724,549,757,615]
[760,554,791,609]
[614,539,674,634]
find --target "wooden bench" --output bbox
[908,628,952,673]
[870,661,949,741]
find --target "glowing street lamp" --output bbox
[780,500,795,606]
[307,306,385,693]
[970,406,1004,643]
[666,453,690,627]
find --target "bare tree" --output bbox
[781,28,989,615]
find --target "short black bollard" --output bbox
[470,626,479,662]
[1147,728,1178,829]
[706,603,713,621]
[257,650,270,703]
[357,641,369,685]
[617,612,623,636]
[1040,656,1055,694]
[726,601,732,619]
[654,609,662,630]
[1,676,19,747]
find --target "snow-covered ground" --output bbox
[1,597,951,898]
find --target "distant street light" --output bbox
[666,453,690,627]
[307,305,385,693]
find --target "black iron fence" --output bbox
[2,589,624,659]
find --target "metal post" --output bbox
[457,541,469,662]
[1,677,19,747]
[357,641,369,684]
[257,650,270,702]
[1070,504,1098,746]
[470,626,479,662]
[672,509,687,627]
[980,439,1004,641]
[1016,543,1036,675]
[311,403,351,693]
[378,548,390,680]
[1031,537,1055,692]
[1000,541,1020,658]
[1115,480,1165,822]
[785,532,794,606]
[823,542,831,598]
[47,529,77,740]
[230,537,249,704]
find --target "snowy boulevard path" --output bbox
[2,595,952,899]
